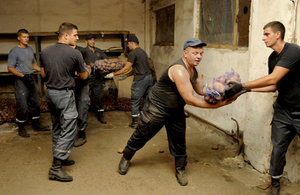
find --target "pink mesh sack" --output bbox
[203,69,241,104]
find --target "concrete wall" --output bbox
[0,0,147,71]
[148,0,300,182]
[1,0,300,183]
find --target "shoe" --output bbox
[61,159,75,166]
[268,180,280,195]
[175,167,188,186]
[32,122,50,131]
[49,159,73,182]
[74,131,87,147]
[18,124,30,138]
[119,156,130,175]
[98,112,107,124]
[129,118,139,129]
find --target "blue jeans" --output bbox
[131,74,153,118]
[46,88,78,160]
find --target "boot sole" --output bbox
[49,173,73,182]
[74,140,87,147]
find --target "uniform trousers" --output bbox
[88,73,104,112]
[269,101,300,177]
[75,80,90,131]
[124,97,187,163]
[46,88,78,160]
[131,74,153,118]
[14,75,40,123]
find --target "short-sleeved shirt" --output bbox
[40,42,87,89]
[127,47,151,81]
[7,46,36,74]
[268,42,300,110]
[85,46,108,63]
[148,58,198,115]
[75,45,91,65]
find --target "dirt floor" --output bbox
[1,110,300,195]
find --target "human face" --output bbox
[17,33,29,47]
[127,41,134,51]
[262,27,279,48]
[86,38,95,48]
[67,29,79,46]
[184,47,204,67]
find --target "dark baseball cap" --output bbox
[127,35,139,43]
[183,38,207,50]
[86,33,96,40]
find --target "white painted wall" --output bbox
[148,0,300,182]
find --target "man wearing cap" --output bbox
[117,38,233,186]
[85,33,109,124]
[105,35,153,128]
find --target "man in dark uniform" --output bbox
[7,29,50,138]
[74,45,92,147]
[117,38,232,186]
[85,33,108,124]
[224,21,300,195]
[105,35,153,128]
[40,22,90,182]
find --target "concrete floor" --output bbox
[0,110,300,195]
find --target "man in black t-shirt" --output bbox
[40,22,89,182]
[105,36,153,128]
[224,21,300,195]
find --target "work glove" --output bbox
[118,75,127,80]
[104,72,114,79]
[223,81,243,100]
[22,74,34,84]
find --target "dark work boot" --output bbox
[268,178,280,195]
[18,123,30,138]
[175,167,188,186]
[74,131,87,147]
[118,156,131,175]
[61,159,75,166]
[49,158,73,182]
[175,157,188,186]
[129,117,139,129]
[32,119,50,131]
[98,112,107,124]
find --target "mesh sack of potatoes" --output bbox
[94,59,125,72]
[203,69,241,104]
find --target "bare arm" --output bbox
[78,71,89,80]
[113,61,133,76]
[7,67,23,78]
[245,66,289,90]
[193,76,206,96]
[40,67,46,78]
[32,63,41,72]
[169,65,230,108]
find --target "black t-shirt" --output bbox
[75,45,91,65]
[268,42,300,110]
[148,58,198,115]
[41,43,87,89]
[127,47,151,81]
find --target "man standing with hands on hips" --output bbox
[40,22,90,182]
[105,35,153,129]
